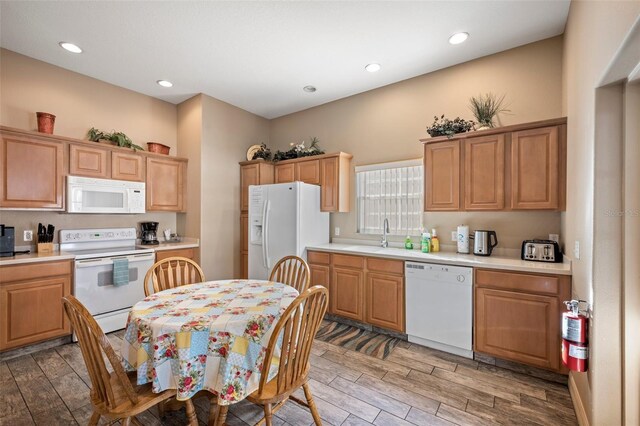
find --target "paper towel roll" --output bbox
[457,225,470,254]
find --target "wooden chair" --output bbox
[214,286,329,426]
[61,295,198,426]
[143,256,205,296]
[269,255,311,294]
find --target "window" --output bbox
[356,159,423,235]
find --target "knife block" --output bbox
[37,242,54,253]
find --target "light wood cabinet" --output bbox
[112,152,144,181]
[274,163,295,183]
[240,161,274,211]
[155,247,198,262]
[421,118,567,212]
[474,268,570,373]
[240,213,248,279]
[241,252,248,280]
[308,251,404,332]
[464,134,505,210]
[146,157,186,212]
[332,266,364,321]
[0,132,65,210]
[424,140,460,211]
[511,126,559,209]
[69,144,110,178]
[296,160,320,184]
[0,260,72,351]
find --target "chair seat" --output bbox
[247,371,308,405]
[93,371,176,417]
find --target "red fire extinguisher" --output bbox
[561,300,589,372]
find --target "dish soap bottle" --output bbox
[405,236,413,250]
[421,232,431,253]
[431,228,440,252]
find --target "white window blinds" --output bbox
[356,159,423,236]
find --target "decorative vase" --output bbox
[476,125,491,131]
[36,112,56,134]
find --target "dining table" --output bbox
[120,279,299,424]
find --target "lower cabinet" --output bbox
[474,268,570,373]
[0,260,72,351]
[308,251,405,332]
[155,247,198,263]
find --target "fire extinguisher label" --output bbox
[569,344,588,360]
[562,317,582,341]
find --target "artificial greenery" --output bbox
[426,115,475,138]
[87,127,144,151]
[273,137,324,161]
[469,93,510,128]
[252,143,272,161]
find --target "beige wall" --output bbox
[270,37,564,248]
[0,49,179,241]
[176,94,270,279]
[561,1,640,425]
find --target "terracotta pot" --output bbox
[36,112,56,134]
[147,142,170,155]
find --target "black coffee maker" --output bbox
[140,222,159,245]
[0,225,15,257]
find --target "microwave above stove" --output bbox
[67,175,145,214]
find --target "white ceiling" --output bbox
[0,1,570,119]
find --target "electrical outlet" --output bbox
[334,227,340,237]
[24,230,33,242]
[451,231,457,242]
[549,234,559,243]
[574,240,580,260]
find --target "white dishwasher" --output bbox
[405,262,473,358]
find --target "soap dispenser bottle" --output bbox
[431,228,440,252]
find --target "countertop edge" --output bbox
[0,253,76,266]
[306,245,572,276]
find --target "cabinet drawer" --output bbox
[475,269,559,295]
[332,254,364,269]
[156,248,196,261]
[0,260,72,283]
[366,257,404,275]
[307,251,330,265]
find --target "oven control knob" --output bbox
[457,274,465,282]
[107,232,114,238]
[75,233,81,239]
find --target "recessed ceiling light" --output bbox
[365,63,381,73]
[157,80,173,88]
[303,85,317,93]
[59,42,82,54]
[448,32,469,45]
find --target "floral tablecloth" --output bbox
[120,280,298,404]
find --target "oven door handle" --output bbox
[75,253,155,268]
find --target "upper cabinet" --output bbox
[146,157,187,212]
[274,163,294,184]
[240,161,274,211]
[296,160,320,185]
[421,118,566,212]
[112,152,144,182]
[0,131,65,210]
[69,144,110,178]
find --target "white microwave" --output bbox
[67,176,146,214]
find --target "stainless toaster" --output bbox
[521,239,563,263]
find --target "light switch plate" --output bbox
[24,230,33,242]
[574,240,580,260]
[334,227,340,237]
[549,234,559,243]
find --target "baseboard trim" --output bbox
[569,373,590,426]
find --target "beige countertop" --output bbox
[306,243,572,275]
[136,238,199,251]
[0,250,76,266]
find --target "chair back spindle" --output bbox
[144,256,205,296]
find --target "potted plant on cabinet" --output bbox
[469,93,510,130]
[87,128,144,151]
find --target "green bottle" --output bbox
[405,236,413,250]
[421,232,431,253]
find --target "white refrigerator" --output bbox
[248,182,329,280]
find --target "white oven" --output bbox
[67,175,146,214]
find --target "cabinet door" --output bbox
[0,276,71,350]
[275,163,295,183]
[241,164,259,211]
[365,272,404,332]
[475,287,560,371]
[69,144,110,178]
[310,264,331,313]
[146,157,186,212]
[112,152,144,181]
[155,248,196,261]
[296,160,320,184]
[0,135,64,209]
[464,135,505,210]
[320,157,340,212]
[331,266,364,321]
[424,140,460,211]
[511,126,559,209]
[241,252,248,279]
[240,213,249,252]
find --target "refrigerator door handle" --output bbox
[261,199,268,269]
[264,200,271,269]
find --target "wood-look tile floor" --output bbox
[1,330,578,426]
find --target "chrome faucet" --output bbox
[381,218,390,248]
